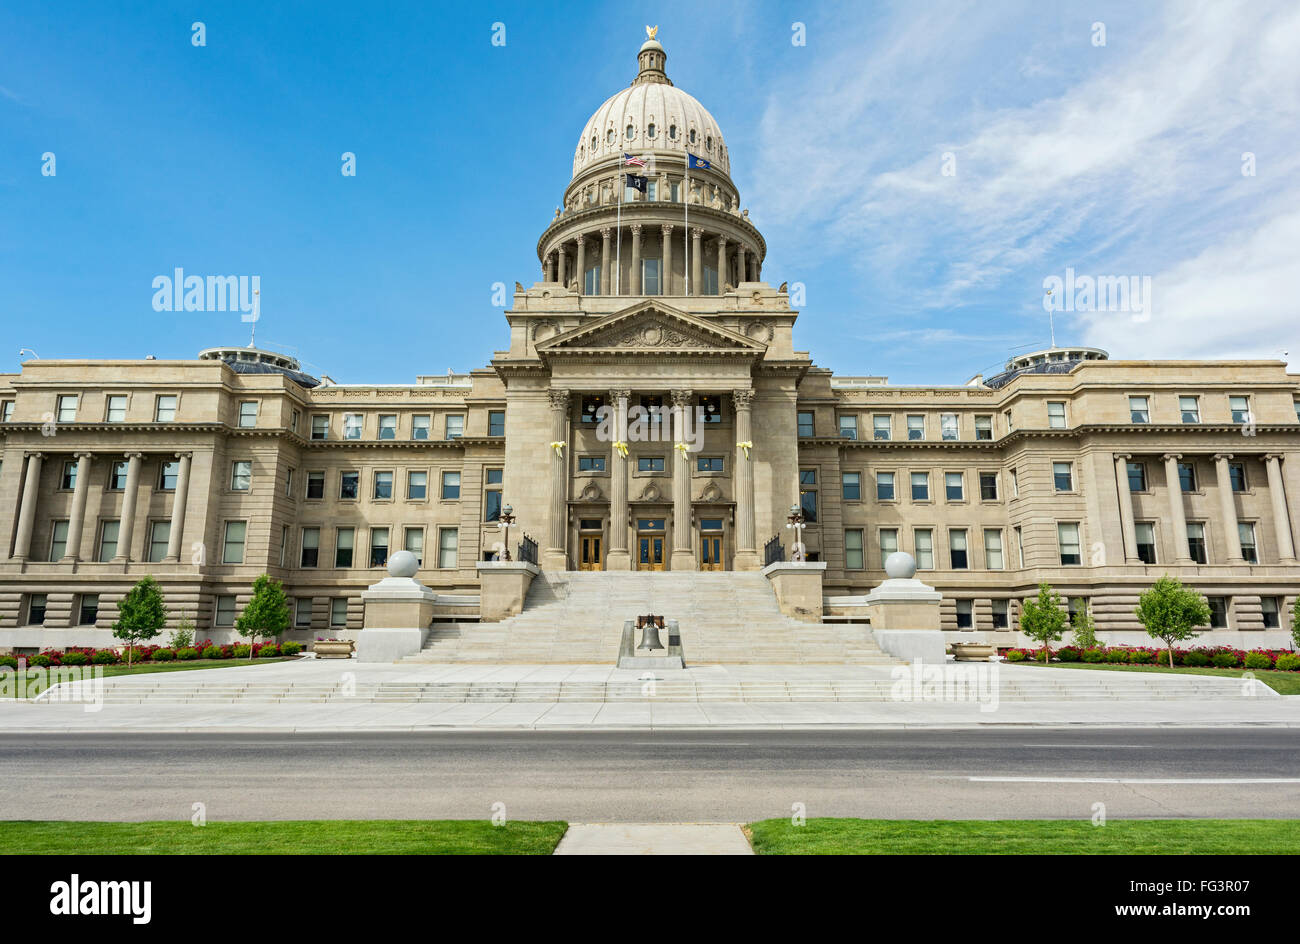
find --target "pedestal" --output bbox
[477,560,540,621]
[761,561,826,622]
[864,552,945,663]
[356,551,435,662]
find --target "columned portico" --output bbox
[733,389,759,570]
[1214,453,1244,563]
[544,389,571,570]
[1163,453,1193,563]
[607,388,631,569]
[1265,454,1297,563]
[670,388,696,570]
[62,452,94,562]
[1113,453,1140,563]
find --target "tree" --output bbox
[112,576,168,666]
[1291,596,1300,651]
[1020,583,1069,662]
[235,574,291,659]
[1136,575,1212,668]
[1070,600,1100,650]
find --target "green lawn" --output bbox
[1013,659,1300,695]
[746,818,1300,855]
[7,820,569,855]
[10,658,293,697]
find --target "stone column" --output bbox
[1265,454,1297,563]
[558,246,567,289]
[733,389,759,570]
[164,452,192,562]
[1163,454,1193,563]
[1113,453,1140,563]
[670,388,696,570]
[716,236,728,293]
[1214,453,1244,563]
[544,253,554,283]
[114,452,144,562]
[11,452,44,560]
[735,244,746,286]
[544,390,571,570]
[63,452,93,561]
[607,389,631,570]
[660,224,674,295]
[600,227,612,296]
[691,228,703,296]
[630,224,642,295]
[575,236,587,294]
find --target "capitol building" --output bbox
[2,35,1298,653]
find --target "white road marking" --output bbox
[966,776,1300,784]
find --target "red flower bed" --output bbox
[996,644,1298,669]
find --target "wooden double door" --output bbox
[579,534,603,570]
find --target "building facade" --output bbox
[3,36,1299,650]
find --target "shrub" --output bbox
[255,644,279,658]
[169,613,196,651]
[1182,651,1209,667]
[25,653,51,667]
[1057,646,1080,662]
[1129,649,1154,664]
[1081,648,1106,663]
[281,641,303,656]
[61,651,89,666]
[92,649,119,665]
[201,645,223,660]
[231,644,252,659]
[1106,649,1129,663]
[1244,651,1273,670]
[174,647,199,661]
[1211,652,1239,668]
[1275,654,1300,671]
[152,648,175,662]
[0,655,18,669]
[1006,649,1026,662]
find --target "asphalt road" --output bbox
[2,728,1298,822]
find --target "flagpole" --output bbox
[615,159,623,296]
[684,156,690,297]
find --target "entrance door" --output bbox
[579,535,603,571]
[637,535,665,571]
[700,534,724,571]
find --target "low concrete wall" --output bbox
[762,561,826,622]
[476,561,540,622]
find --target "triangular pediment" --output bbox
[535,301,766,356]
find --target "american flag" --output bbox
[623,152,647,168]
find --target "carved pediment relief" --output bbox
[535,301,765,356]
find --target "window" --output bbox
[797,411,815,437]
[159,461,179,491]
[330,598,349,628]
[284,468,294,498]
[1230,395,1251,424]
[370,527,390,568]
[56,394,78,422]
[838,415,858,440]
[1229,462,1246,492]
[579,456,606,472]
[300,527,321,566]
[485,487,502,523]
[1129,396,1149,423]
[638,457,665,472]
[109,462,128,490]
[343,413,363,440]
[1127,461,1147,492]
[406,470,427,500]
[914,529,934,570]
[979,472,998,501]
[378,414,397,440]
[49,521,69,561]
[1057,522,1081,565]
[941,413,958,441]
[1136,522,1157,564]
[488,410,505,437]
[98,520,120,561]
[1010,468,1019,497]
[438,528,459,568]
[800,479,818,523]
[696,456,725,472]
[1179,462,1197,492]
[306,471,325,500]
[1053,462,1073,492]
[106,395,127,422]
[311,415,329,440]
[1047,401,1066,428]
[441,471,461,499]
[585,264,601,295]
[231,460,252,491]
[405,527,424,565]
[703,265,718,295]
[373,471,394,500]
[215,596,237,627]
[842,472,861,501]
[279,525,288,567]
[155,395,177,422]
[944,471,964,501]
[1238,522,1258,563]
[412,415,430,440]
[1015,526,1024,568]
[78,594,99,626]
[991,599,1009,629]
[910,472,929,501]
[60,461,77,490]
[642,258,661,294]
[237,401,258,427]
[1179,396,1200,423]
[876,471,895,501]
[984,529,1004,569]
[975,415,992,441]
[340,471,359,500]
[26,593,48,625]
[1207,596,1228,629]
[907,415,924,440]
[290,409,299,433]
[949,529,969,569]
[0,401,11,422]
[1262,597,1281,629]
[147,521,170,562]
[1187,522,1208,564]
[873,415,891,441]
[295,598,313,628]
[223,521,247,564]
[878,528,899,566]
[844,529,864,569]
[335,528,355,568]
[955,599,973,629]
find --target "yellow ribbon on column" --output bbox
[737,440,753,459]
[549,441,565,457]
[673,442,690,457]
[614,440,629,458]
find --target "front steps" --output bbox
[403,570,894,665]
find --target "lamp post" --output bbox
[497,503,516,561]
[786,503,806,563]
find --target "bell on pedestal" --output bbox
[637,622,664,651]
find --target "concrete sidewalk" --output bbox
[554,823,753,855]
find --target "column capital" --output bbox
[124,451,145,461]
[599,226,612,239]
[24,451,45,460]
[691,227,704,240]
[1212,453,1235,462]
[574,234,587,248]
[174,451,193,460]
[716,234,728,248]
[670,388,694,409]
[1162,453,1183,462]
[629,223,642,237]
[1264,453,1285,462]
[731,388,756,410]
[1113,453,1131,462]
[607,388,631,402]
[660,223,675,237]
[73,451,94,460]
[547,389,571,412]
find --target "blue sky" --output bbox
[3,1,1297,384]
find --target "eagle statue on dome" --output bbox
[646,25,658,40]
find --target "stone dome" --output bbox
[572,36,730,179]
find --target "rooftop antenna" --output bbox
[248,285,260,348]
[1045,288,1056,348]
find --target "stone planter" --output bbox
[313,639,355,659]
[950,642,997,662]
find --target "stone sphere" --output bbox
[884,551,917,580]
[387,550,419,578]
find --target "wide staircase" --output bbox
[402,571,895,665]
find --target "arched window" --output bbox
[647,122,656,139]
[590,134,597,149]
[626,123,635,139]
[607,128,615,144]
[689,128,696,144]
[706,135,713,151]
[668,124,677,140]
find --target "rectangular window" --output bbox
[27,594,48,625]
[56,394,78,422]
[330,598,349,628]
[579,456,607,472]
[975,415,993,441]
[844,529,864,569]
[944,471,964,501]
[237,400,258,427]
[1053,462,1073,492]
[444,415,464,440]
[290,409,299,433]
[215,595,237,627]
[378,414,397,440]
[1136,522,1157,564]
[411,415,430,440]
[98,520,120,561]
[343,413,364,440]
[50,521,69,561]
[979,472,998,501]
[340,471,360,500]
[984,529,1004,569]
[438,528,458,569]
[910,472,929,501]
[1127,461,1147,492]
[370,527,390,568]
[441,471,461,499]
[223,520,247,564]
[159,461,179,491]
[60,461,77,490]
[488,410,506,436]
[1010,468,1019,497]
[1179,396,1200,423]
[914,529,934,570]
[703,265,718,295]
[1058,522,1081,565]
[373,471,394,500]
[1047,401,1066,428]
[696,456,725,472]
[148,521,170,562]
[306,471,325,499]
[579,396,605,425]
[1238,522,1258,564]
[949,529,969,569]
[1207,596,1228,629]
[109,461,128,490]
[485,489,502,523]
[1230,395,1251,424]
[878,528,899,566]
[1179,462,1197,492]
[838,415,858,440]
[584,264,601,295]
[1015,526,1024,568]
[295,598,313,628]
[876,471,895,501]
[1187,522,1208,564]
[335,528,354,568]
[642,258,661,294]
[1129,396,1149,423]
[1229,462,1246,492]
[1261,597,1281,629]
[907,414,924,440]
[991,599,1009,629]
[155,395,177,422]
[955,599,973,629]
[638,456,665,472]
[231,460,252,491]
[873,415,891,440]
[284,468,294,498]
[279,525,288,567]
[311,414,329,440]
[0,400,12,422]
[407,470,428,500]
[941,413,958,441]
[842,472,861,501]
[301,527,320,567]
[405,527,424,565]
[797,411,815,437]
[800,485,818,523]
[106,395,127,422]
[78,594,99,626]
